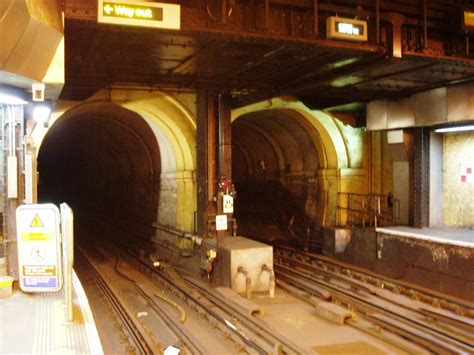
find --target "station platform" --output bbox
[376,226,474,247]
[0,271,103,354]
[323,226,473,302]
[374,226,473,302]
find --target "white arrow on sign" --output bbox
[104,4,114,14]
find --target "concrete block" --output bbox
[322,228,351,255]
[314,301,353,325]
[215,287,264,316]
[207,237,274,295]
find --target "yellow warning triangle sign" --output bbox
[30,214,44,228]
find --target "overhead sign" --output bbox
[16,204,62,292]
[98,0,181,29]
[326,16,368,42]
[463,9,474,32]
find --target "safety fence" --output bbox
[337,192,399,228]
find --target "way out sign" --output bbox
[16,204,62,292]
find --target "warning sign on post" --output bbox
[16,204,62,292]
[223,194,234,214]
[215,215,228,231]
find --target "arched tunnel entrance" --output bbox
[38,103,161,248]
[232,109,325,246]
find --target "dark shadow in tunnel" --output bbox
[232,110,322,248]
[38,103,161,250]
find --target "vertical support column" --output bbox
[196,88,217,236]
[413,127,430,228]
[375,0,380,43]
[221,0,228,24]
[217,94,233,241]
[313,0,319,36]
[196,90,233,239]
[264,0,270,31]
[423,0,428,50]
[3,105,25,279]
[218,94,232,183]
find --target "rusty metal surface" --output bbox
[61,0,474,108]
[321,226,474,302]
[274,246,474,353]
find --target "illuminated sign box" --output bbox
[98,0,180,29]
[326,16,368,42]
[463,10,474,32]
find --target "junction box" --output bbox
[203,237,274,297]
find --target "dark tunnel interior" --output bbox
[38,104,161,248]
[232,110,322,246]
[38,104,324,250]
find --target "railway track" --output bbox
[77,237,472,354]
[76,250,156,354]
[113,257,206,355]
[274,246,474,354]
[112,241,311,354]
[78,246,213,354]
[276,245,473,315]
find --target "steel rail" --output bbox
[113,256,206,355]
[76,250,155,355]
[275,251,474,343]
[276,249,474,335]
[275,263,473,354]
[183,276,310,354]
[111,242,274,355]
[275,245,474,314]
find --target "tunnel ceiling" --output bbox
[62,0,474,109]
[38,104,161,240]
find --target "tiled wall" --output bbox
[443,132,474,227]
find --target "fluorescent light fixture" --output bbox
[33,106,51,124]
[434,125,474,133]
[0,93,28,105]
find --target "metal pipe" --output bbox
[375,0,380,43]
[265,0,270,31]
[423,0,427,50]
[232,218,237,237]
[221,0,227,23]
[153,222,195,239]
[313,0,318,35]
[262,264,275,298]
[237,266,252,299]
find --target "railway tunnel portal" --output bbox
[35,92,366,249]
[232,98,367,245]
[36,91,197,249]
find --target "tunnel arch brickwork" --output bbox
[34,90,197,246]
[232,97,366,230]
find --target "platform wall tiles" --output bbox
[443,132,474,227]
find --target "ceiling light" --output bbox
[434,125,474,133]
[33,106,51,124]
[0,93,28,105]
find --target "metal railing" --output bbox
[337,192,399,228]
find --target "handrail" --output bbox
[337,192,399,228]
